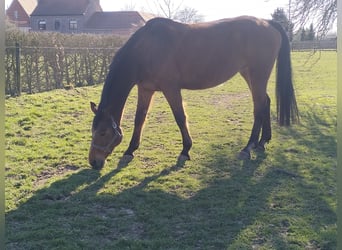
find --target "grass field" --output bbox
[5,51,336,249]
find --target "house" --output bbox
[28,0,155,35]
[6,0,37,31]
[30,0,102,33]
[84,11,156,35]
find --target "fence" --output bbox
[5,44,119,96]
[291,40,337,51]
[5,40,337,97]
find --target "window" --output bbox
[69,20,77,31]
[38,20,46,30]
[14,10,18,19]
[55,20,60,30]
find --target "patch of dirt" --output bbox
[35,164,79,187]
[208,92,251,109]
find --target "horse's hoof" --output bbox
[237,150,250,160]
[255,144,265,152]
[177,154,190,166]
[120,154,134,163]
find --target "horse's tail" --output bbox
[268,20,299,126]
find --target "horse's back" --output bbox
[185,17,281,87]
[141,16,280,49]
[132,15,281,62]
[127,16,282,89]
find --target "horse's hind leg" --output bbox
[239,70,270,159]
[163,88,192,161]
[238,105,264,159]
[124,86,154,158]
[257,94,271,151]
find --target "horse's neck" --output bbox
[99,45,137,124]
[99,74,134,125]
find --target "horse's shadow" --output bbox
[6,147,336,249]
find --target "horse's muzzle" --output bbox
[89,142,112,170]
[90,158,105,170]
[89,148,107,170]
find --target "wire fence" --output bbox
[291,40,337,51]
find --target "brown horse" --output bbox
[89,16,299,169]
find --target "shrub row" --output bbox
[5,25,125,96]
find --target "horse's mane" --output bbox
[98,25,146,107]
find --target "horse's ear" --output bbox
[90,102,98,114]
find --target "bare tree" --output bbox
[149,0,184,19]
[291,0,337,37]
[146,0,203,23]
[174,7,204,23]
[121,2,137,11]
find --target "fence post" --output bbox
[15,42,21,96]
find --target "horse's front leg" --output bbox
[163,89,192,161]
[123,87,154,159]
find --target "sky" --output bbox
[101,0,290,21]
[5,0,291,21]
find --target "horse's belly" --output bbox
[181,69,238,90]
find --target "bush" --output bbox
[5,23,126,96]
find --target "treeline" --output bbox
[5,25,126,96]
[299,24,316,41]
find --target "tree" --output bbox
[299,23,316,41]
[147,0,203,23]
[121,2,136,11]
[307,23,315,40]
[300,28,306,41]
[291,0,337,37]
[149,0,184,19]
[271,8,294,41]
[174,6,204,23]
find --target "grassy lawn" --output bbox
[5,51,336,249]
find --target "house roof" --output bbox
[31,0,91,16]
[18,0,37,15]
[85,11,155,30]
[6,0,38,27]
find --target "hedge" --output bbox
[5,25,125,96]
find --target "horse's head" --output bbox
[88,102,123,169]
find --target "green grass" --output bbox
[5,51,336,249]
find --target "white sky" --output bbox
[100,0,290,20]
[5,0,291,21]
[5,0,337,32]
